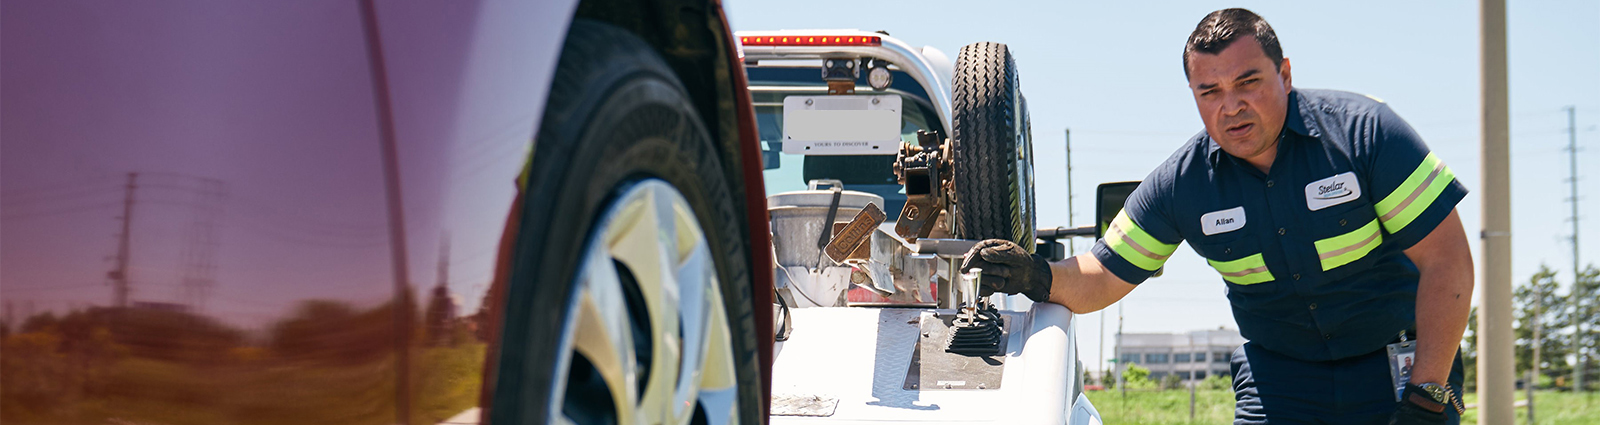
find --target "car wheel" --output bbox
[495,19,760,425]
[950,41,1036,252]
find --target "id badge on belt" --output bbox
[1385,331,1416,402]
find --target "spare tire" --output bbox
[950,41,1036,252]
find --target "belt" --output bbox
[1388,329,1419,344]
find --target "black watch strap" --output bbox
[1404,383,1463,415]
[1406,391,1447,414]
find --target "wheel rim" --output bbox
[548,179,741,425]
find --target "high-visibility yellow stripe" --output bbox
[1207,253,1274,285]
[1314,219,1384,271]
[1376,153,1456,233]
[1105,209,1178,271]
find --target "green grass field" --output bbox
[1088,389,1234,425]
[1460,390,1600,425]
[1087,389,1600,425]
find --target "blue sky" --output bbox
[727,0,1600,372]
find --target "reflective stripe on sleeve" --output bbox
[1314,219,1384,271]
[1376,153,1456,233]
[1104,209,1179,271]
[1207,253,1274,285]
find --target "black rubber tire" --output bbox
[950,42,1036,252]
[1020,94,1036,250]
[494,19,761,425]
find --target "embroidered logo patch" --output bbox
[1201,206,1246,236]
[1306,172,1362,211]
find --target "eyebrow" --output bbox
[1195,68,1264,91]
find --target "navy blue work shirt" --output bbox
[1091,89,1468,362]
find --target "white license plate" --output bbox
[782,95,901,155]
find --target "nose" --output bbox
[1222,94,1247,117]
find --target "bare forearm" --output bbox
[1406,210,1474,385]
[1045,253,1138,313]
[1412,260,1472,385]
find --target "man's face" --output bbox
[1404,357,1413,367]
[1187,38,1292,166]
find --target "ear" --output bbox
[1279,57,1293,91]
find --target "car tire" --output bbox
[950,41,1036,252]
[494,19,761,425]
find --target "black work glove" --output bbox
[1389,383,1451,425]
[959,239,1053,303]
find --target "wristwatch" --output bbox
[1417,383,1450,405]
[1412,382,1463,414]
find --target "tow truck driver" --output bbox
[962,9,1473,425]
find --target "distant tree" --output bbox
[270,299,393,364]
[1122,363,1156,389]
[1201,373,1231,391]
[1570,265,1600,391]
[20,312,58,334]
[1161,373,1183,390]
[1462,306,1478,392]
[424,285,457,347]
[1516,265,1572,384]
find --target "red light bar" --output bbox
[739,35,882,47]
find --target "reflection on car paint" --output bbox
[0,1,561,423]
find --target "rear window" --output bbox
[748,65,943,217]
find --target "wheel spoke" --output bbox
[671,203,715,422]
[566,225,641,423]
[696,260,740,425]
[554,179,740,425]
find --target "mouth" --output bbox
[1224,122,1255,138]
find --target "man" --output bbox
[962,8,1473,424]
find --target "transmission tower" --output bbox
[179,178,226,311]
[108,173,137,308]
[1568,105,1586,392]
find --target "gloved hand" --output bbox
[1389,383,1452,425]
[959,239,1053,303]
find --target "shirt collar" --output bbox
[1207,89,1320,167]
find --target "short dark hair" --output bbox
[1183,8,1283,80]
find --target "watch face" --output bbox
[1420,383,1449,402]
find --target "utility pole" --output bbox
[1067,127,1107,380]
[1477,0,1515,422]
[108,172,137,309]
[1568,105,1585,394]
[1066,128,1075,256]
[1099,301,1106,384]
[1117,302,1125,399]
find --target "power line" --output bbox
[0,185,123,207]
[0,202,120,221]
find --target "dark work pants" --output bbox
[1230,342,1464,424]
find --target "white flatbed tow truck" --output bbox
[741,30,1108,425]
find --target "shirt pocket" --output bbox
[1190,235,1276,290]
[1309,202,1385,274]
